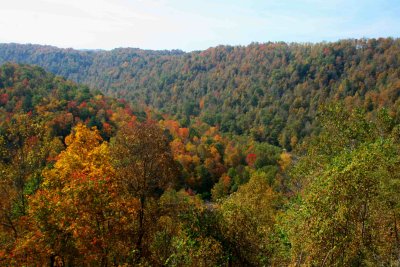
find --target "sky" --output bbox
[0,0,399,51]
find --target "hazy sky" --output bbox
[1,0,399,51]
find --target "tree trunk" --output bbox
[135,196,145,263]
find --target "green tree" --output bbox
[286,105,400,266]
[219,170,283,266]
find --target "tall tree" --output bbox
[111,121,178,262]
[286,106,400,266]
[0,114,62,260]
[219,170,283,266]
[13,124,133,266]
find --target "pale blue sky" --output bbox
[0,0,399,51]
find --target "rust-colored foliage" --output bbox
[246,153,257,167]
[111,120,178,261]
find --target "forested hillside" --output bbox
[1,38,399,149]
[0,39,400,266]
[0,64,288,265]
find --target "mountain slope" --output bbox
[1,39,399,148]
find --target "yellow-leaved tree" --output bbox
[13,124,138,266]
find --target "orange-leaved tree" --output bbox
[13,123,138,266]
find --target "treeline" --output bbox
[0,38,399,149]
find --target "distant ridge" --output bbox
[0,38,399,149]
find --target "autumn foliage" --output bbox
[0,38,400,266]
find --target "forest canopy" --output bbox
[0,38,399,149]
[0,37,399,266]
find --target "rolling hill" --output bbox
[1,38,399,149]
